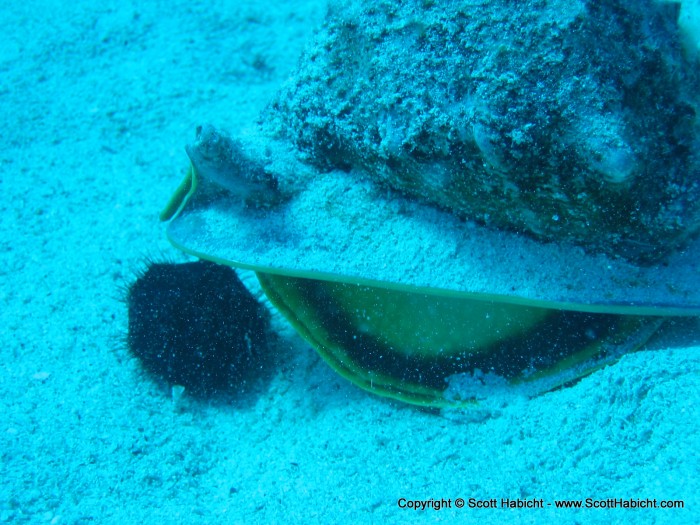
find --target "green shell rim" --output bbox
[162,163,700,316]
[160,164,677,407]
[255,272,664,407]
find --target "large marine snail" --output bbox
[159,0,700,407]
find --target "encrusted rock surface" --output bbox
[263,0,700,263]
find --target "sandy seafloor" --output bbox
[1,1,699,524]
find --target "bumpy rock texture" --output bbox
[264,0,700,263]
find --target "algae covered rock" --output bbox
[264,0,700,262]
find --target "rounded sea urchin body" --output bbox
[126,260,271,398]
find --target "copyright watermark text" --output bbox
[397,497,685,511]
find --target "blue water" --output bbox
[1,1,698,524]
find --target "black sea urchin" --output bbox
[126,260,271,398]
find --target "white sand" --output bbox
[1,1,699,523]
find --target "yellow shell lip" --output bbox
[163,161,700,317]
[160,165,196,222]
[254,271,664,407]
[161,160,690,408]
